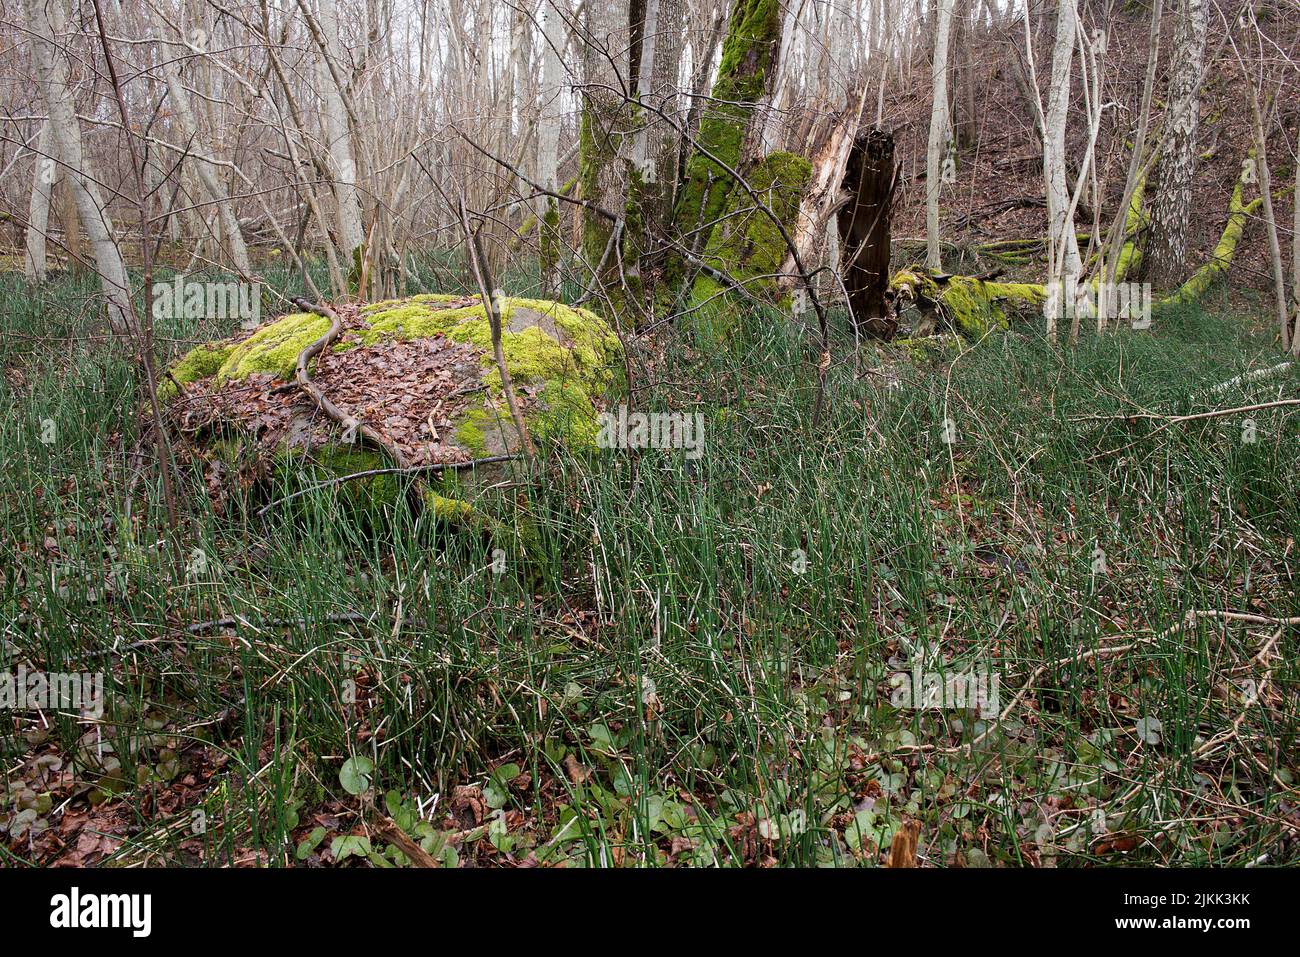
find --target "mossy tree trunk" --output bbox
[668,0,784,281]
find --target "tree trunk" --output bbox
[628,0,685,267]
[1145,0,1208,285]
[925,0,954,271]
[1293,125,1300,356]
[1042,0,1081,341]
[537,0,566,295]
[24,122,53,282]
[578,0,631,291]
[23,0,132,335]
[670,0,785,273]
[150,9,253,277]
[838,128,896,337]
[1100,0,1161,331]
[315,0,366,263]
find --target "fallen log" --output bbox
[1160,152,1262,309]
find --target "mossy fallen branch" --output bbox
[891,269,1048,336]
[1159,153,1263,309]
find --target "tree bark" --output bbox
[1042,0,1081,341]
[314,0,366,263]
[537,0,566,295]
[670,0,785,272]
[1145,0,1208,285]
[23,0,132,335]
[838,128,896,337]
[1293,125,1300,356]
[925,0,954,271]
[24,122,53,282]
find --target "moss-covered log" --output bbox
[890,270,1048,336]
[1160,152,1262,309]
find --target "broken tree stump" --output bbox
[838,128,897,337]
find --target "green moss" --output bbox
[275,445,401,512]
[670,0,784,271]
[216,312,331,383]
[687,151,812,337]
[892,270,1047,336]
[162,341,234,400]
[427,493,476,522]
[453,406,496,457]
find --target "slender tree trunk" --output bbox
[150,10,253,276]
[1101,0,1161,331]
[1292,125,1300,356]
[23,0,132,335]
[925,0,954,271]
[1145,0,1208,285]
[315,0,366,262]
[537,0,566,295]
[24,122,53,282]
[1042,0,1081,343]
[1245,89,1288,349]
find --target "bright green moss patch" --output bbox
[892,270,1047,336]
[161,341,234,400]
[689,151,811,336]
[216,312,330,383]
[274,445,401,512]
[672,0,784,262]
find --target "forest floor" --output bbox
[2,262,1298,867]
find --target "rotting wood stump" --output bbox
[838,128,897,338]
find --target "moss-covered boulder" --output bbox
[166,294,621,506]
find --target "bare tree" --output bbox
[925,0,954,271]
[22,0,133,335]
[1145,0,1208,285]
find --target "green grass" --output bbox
[1,268,1297,868]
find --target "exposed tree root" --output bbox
[290,297,409,468]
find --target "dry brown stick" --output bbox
[372,815,440,867]
[456,199,536,466]
[291,297,408,469]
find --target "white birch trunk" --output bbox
[316,0,365,259]
[1043,0,1081,342]
[537,0,566,293]
[925,0,954,271]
